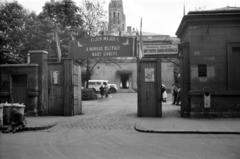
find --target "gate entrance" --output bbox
[12,74,27,112]
[69,36,180,118]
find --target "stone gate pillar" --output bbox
[29,50,48,116]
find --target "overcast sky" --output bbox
[13,0,240,37]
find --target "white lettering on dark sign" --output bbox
[143,45,178,55]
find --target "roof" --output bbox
[176,6,240,37]
[212,6,240,11]
[188,6,240,15]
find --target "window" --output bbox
[198,64,207,77]
[228,43,240,90]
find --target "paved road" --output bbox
[1,93,240,159]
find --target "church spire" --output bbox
[108,0,126,34]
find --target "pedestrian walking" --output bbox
[171,84,174,102]
[99,85,105,98]
[172,84,178,105]
[162,84,167,102]
[176,85,181,105]
[126,80,129,88]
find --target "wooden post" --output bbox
[157,58,162,117]
[63,59,74,116]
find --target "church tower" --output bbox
[108,0,126,34]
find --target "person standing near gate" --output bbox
[176,85,181,105]
[99,85,105,98]
[103,82,109,98]
[172,84,178,105]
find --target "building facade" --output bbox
[176,7,240,118]
[87,0,180,93]
[89,33,179,93]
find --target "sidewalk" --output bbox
[23,116,67,130]
[134,101,240,134]
[0,116,66,131]
[20,112,240,134]
[2,97,240,134]
[134,116,240,134]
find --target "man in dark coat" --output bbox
[172,84,178,105]
[99,85,105,98]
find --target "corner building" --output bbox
[176,7,240,118]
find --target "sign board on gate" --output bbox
[69,36,135,58]
[143,45,178,56]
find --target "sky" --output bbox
[11,0,240,37]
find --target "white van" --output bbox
[88,80,109,92]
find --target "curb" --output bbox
[134,123,240,135]
[24,122,58,131]
[0,122,58,132]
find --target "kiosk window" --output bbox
[198,64,207,77]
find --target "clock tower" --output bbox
[108,0,126,34]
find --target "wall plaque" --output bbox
[51,71,60,84]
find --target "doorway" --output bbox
[120,74,129,89]
[12,74,27,112]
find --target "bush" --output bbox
[82,88,98,100]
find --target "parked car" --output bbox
[88,80,109,92]
[108,84,118,94]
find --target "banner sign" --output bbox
[69,36,135,58]
[143,45,178,56]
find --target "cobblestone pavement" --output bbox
[46,93,180,132]
[2,93,239,159]
[46,93,139,132]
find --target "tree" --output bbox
[38,0,85,58]
[0,1,28,54]
[74,0,108,87]
[79,0,108,37]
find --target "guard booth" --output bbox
[137,44,179,117]
[137,58,162,117]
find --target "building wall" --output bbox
[177,15,240,118]
[189,26,240,91]
[0,64,39,114]
[90,62,137,89]
[161,62,174,92]
[90,61,174,92]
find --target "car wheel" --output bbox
[91,88,97,93]
[109,88,116,94]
